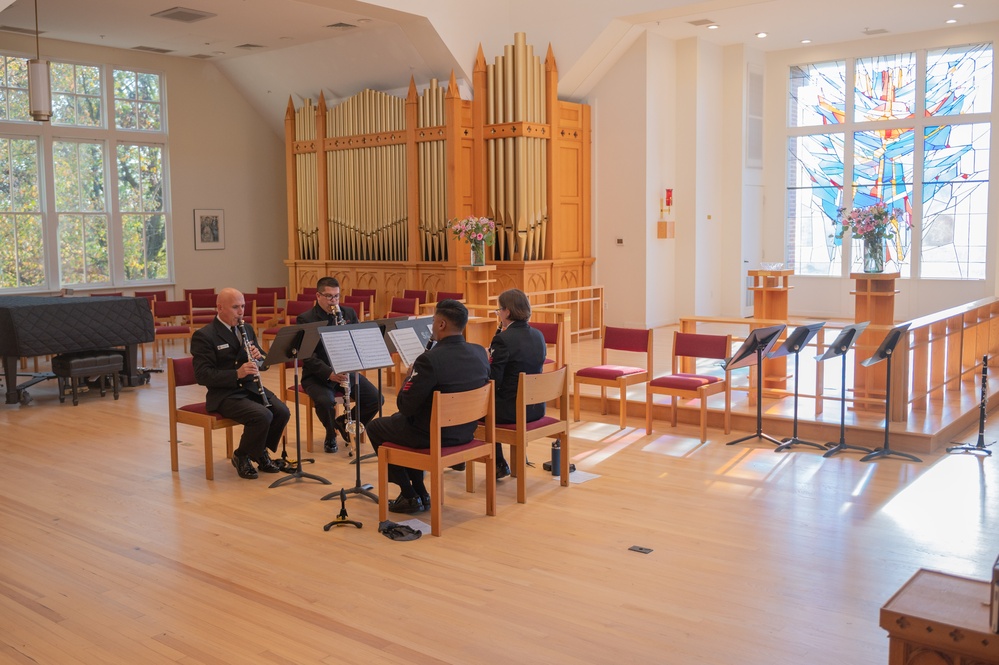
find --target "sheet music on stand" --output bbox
[320,322,394,372]
[387,327,426,368]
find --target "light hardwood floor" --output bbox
[2,340,997,664]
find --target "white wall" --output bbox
[763,22,999,321]
[589,33,650,328]
[3,34,287,299]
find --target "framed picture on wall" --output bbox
[194,209,225,250]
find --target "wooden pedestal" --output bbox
[852,272,899,411]
[462,264,496,307]
[748,268,793,393]
[881,568,999,665]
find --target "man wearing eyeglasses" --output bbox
[297,277,383,453]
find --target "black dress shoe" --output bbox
[388,494,425,514]
[324,434,338,454]
[256,452,281,473]
[449,462,466,472]
[496,461,511,480]
[419,494,431,510]
[332,415,351,444]
[232,453,258,479]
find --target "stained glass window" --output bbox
[786,43,991,280]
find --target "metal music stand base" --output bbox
[822,353,873,459]
[775,436,828,453]
[946,437,994,456]
[321,374,378,504]
[860,447,922,463]
[323,489,363,530]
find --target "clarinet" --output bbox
[236,318,271,407]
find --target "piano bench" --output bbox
[51,352,124,406]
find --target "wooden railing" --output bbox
[679,296,999,423]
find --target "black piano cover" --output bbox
[0,296,155,357]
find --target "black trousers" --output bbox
[302,372,382,439]
[366,412,431,496]
[216,388,290,459]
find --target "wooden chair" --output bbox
[646,331,732,443]
[257,286,287,322]
[151,299,194,362]
[167,356,237,480]
[475,366,570,504]
[135,290,167,302]
[529,321,564,374]
[350,289,376,318]
[378,382,497,536]
[296,290,316,302]
[385,296,419,318]
[340,295,367,321]
[189,292,218,325]
[261,299,314,351]
[573,326,654,430]
[244,292,277,329]
[403,289,428,306]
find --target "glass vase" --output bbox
[863,237,885,273]
[470,239,486,266]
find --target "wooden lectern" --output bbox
[851,272,900,411]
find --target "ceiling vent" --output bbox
[0,25,41,36]
[133,45,174,54]
[189,53,214,59]
[236,43,264,49]
[688,19,716,27]
[863,27,890,36]
[326,22,358,30]
[151,7,217,23]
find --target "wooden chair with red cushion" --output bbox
[243,292,275,329]
[189,292,218,325]
[385,296,419,318]
[340,295,367,321]
[135,290,167,302]
[646,331,732,443]
[256,286,287,320]
[152,299,194,362]
[572,326,654,430]
[403,289,428,306]
[529,321,563,374]
[167,356,237,480]
[475,366,570,504]
[377,382,497,536]
[261,299,315,351]
[350,289,376,318]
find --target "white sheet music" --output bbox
[351,327,394,368]
[321,330,362,373]
[387,327,426,368]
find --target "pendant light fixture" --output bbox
[27,0,52,122]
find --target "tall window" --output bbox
[0,54,170,292]
[786,43,992,279]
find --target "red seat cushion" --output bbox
[649,374,722,390]
[576,365,645,380]
[543,358,555,365]
[381,439,487,455]
[179,403,227,421]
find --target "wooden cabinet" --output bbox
[851,272,900,411]
[881,568,999,665]
[748,269,793,391]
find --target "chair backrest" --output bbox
[519,366,568,424]
[388,297,418,317]
[403,289,428,305]
[169,356,197,387]
[135,290,167,302]
[340,295,366,320]
[286,299,314,321]
[189,292,217,310]
[601,326,654,372]
[529,320,563,369]
[257,286,287,300]
[430,382,495,450]
[672,332,731,374]
[154,299,192,320]
[436,291,464,302]
[184,288,215,299]
[296,290,316,302]
[351,288,376,314]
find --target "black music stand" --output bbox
[771,322,826,452]
[318,321,394,504]
[725,324,786,447]
[819,322,872,458]
[261,322,332,488]
[948,355,994,456]
[858,323,920,463]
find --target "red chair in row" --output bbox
[573,326,654,430]
[135,290,167,302]
[261,299,315,350]
[385,296,419,319]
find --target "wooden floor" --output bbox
[2,338,998,664]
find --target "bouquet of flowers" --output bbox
[450,215,496,246]
[833,201,907,242]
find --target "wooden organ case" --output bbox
[283,33,593,309]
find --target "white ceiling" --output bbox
[1,0,997,134]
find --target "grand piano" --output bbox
[0,295,156,405]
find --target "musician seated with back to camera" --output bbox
[191,287,291,479]
[297,277,383,453]
[365,299,490,514]
[487,288,547,479]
